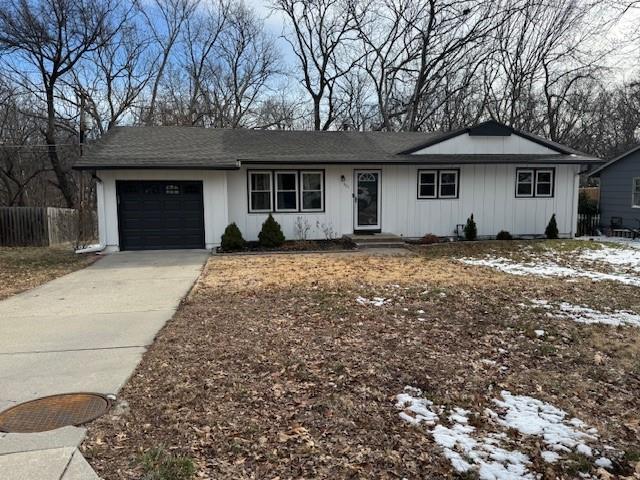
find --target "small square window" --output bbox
[165,184,180,195]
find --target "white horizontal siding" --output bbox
[412,133,557,154]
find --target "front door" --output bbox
[354,170,381,232]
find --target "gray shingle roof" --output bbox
[74,125,601,170]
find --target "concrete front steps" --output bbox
[345,233,407,249]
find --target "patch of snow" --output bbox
[577,443,593,457]
[595,457,613,469]
[460,257,640,287]
[579,245,640,270]
[396,389,534,479]
[531,300,640,327]
[395,387,439,426]
[541,450,560,463]
[534,329,545,337]
[395,388,608,477]
[355,296,390,307]
[489,391,597,455]
[432,411,534,479]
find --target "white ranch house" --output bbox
[74,120,602,251]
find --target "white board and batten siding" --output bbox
[227,163,580,242]
[97,169,228,251]
[410,132,557,155]
[96,132,580,249]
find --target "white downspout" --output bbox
[75,173,107,254]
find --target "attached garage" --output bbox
[116,180,205,250]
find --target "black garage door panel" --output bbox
[117,181,205,250]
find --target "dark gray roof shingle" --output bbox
[73,125,601,170]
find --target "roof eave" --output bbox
[73,164,240,171]
[589,144,640,177]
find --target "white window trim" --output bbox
[535,169,554,197]
[275,171,299,212]
[300,171,324,212]
[248,171,272,213]
[633,177,640,208]
[439,170,458,199]
[516,169,535,198]
[418,170,438,199]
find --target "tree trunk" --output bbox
[313,96,321,130]
[45,86,76,208]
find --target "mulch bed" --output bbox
[217,238,356,254]
[83,246,640,479]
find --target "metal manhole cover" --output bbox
[0,393,110,433]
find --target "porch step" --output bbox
[345,233,407,249]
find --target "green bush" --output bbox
[545,214,559,239]
[258,214,285,247]
[139,447,195,480]
[220,223,245,251]
[464,214,477,241]
[496,230,512,240]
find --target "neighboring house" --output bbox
[590,146,640,233]
[74,120,602,251]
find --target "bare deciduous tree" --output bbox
[273,0,363,130]
[0,0,116,207]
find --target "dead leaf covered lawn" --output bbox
[0,246,96,300]
[84,244,640,479]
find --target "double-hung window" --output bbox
[248,170,325,213]
[633,177,640,208]
[535,170,553,197]
[417,169,459,199]
[516,170,534,197]
[516,168,554,198]
[249,171,272,212]
[439,170,458,198]
[418,171,437,198]
[275,171,298,211]
[301,171,323,211]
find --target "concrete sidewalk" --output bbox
[0,250,209,479]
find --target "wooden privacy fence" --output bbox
[0,207,94,247]
[576,213,600,237]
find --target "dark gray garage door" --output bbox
[116,181,205,250]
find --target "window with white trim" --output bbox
[249,171,272,212]
[439,170,458,198]
[418,171,437,198]
[633,177,640,208]
[516,168,555,198]
[301,171,323,211]
[275,171,298,211]
[516,170,534,197]
[535,169,553,197]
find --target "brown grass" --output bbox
[84,244,640,479]
[0,247,96,300]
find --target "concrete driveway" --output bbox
[0,250,208,479]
